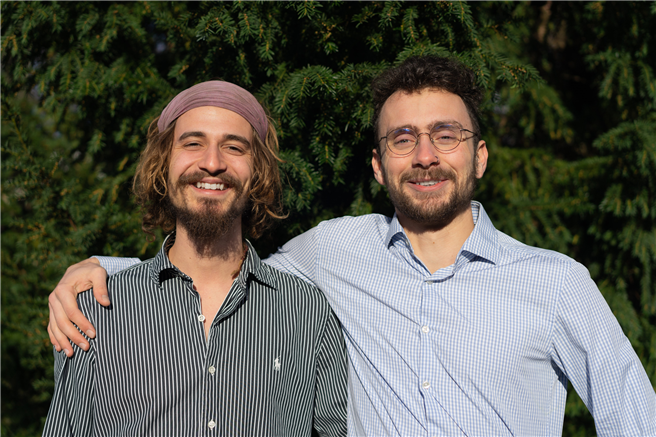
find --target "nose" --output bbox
[198,144,228,175]
[412,133,439,168]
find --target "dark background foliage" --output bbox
[2,2,655,436]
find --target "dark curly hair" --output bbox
[371,55,483,152]
[132,114,285,240]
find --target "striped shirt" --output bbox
[43,237,348,437]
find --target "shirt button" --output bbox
[422,381,430,389]
[208,366,216,375]
[198,314,206,322]
[208,420,216,430]
[421,325,430,333]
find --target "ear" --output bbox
[372,149,386,186]
[475,140,488,178]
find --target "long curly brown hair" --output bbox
[132,114,285,240]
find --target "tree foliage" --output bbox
[2,2,654,436]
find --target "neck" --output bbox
[168,220,246,283]
[398,205,475,274]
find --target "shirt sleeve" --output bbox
[42,302,96,436]
[313,307,348,437]
[265,225,320,286]
[93,256,141,276]
[552,261,656,436]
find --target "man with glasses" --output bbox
[48,56,656,436]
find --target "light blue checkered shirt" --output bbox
[99,202,656,436]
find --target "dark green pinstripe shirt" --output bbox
[44,237,347,437]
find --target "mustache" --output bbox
[175,171,242,189]
[399,167,456,183]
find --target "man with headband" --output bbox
[42,81,348,437]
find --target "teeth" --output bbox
[417,181,438,186]
[195,182,226,190]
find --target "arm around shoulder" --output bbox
[266,225,321,286]
[94,256,141,276]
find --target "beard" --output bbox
[382,158,477,230]
[166,171,249,257]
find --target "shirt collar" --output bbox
[149,233,276,289]
[236,239,276,289]
[384,213,410,249]
[383,201,501,265]
[459,201,501,265]
[149,233,181,285]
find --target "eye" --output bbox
[431,126,459,144]
[221,143,248,156]
[182,141,202,149]
[390,129,417,148]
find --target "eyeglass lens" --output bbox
[388,125,461,154]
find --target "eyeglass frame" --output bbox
[378,124,479,157]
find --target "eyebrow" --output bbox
[177,131,252,148]
[178,131,206,141]
[387,119,464,133]
[224,134,251,148]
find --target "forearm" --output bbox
[93,256,141,276]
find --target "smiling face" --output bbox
[372,89,488,230]
[167,106,254,248]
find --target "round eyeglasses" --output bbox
[379,125,478,156]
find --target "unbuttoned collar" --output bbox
[459,201,501,265]
[384,201,501,266]
[235,240,275,289]
[149,233,276,290]
[385,213,410,250]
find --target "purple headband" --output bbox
[157,81,268,141]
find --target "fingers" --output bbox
[47,257,109,355]
[48,298,77,357]
[48,292,88,356]
[89,267,110,307]
[65,257,110,307]
[47,322,61,352]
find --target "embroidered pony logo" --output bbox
[273,357,281,372]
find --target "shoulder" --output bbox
[82,258,157,308]
[262,263,328,300]
[271,214,391,266]
[314,213,392,243]
[475,202,577,271]
[496,230,573,262]
[259,263,336,316]
[107,258,155,283]
[317,213,390,231]
[493,229,586,280]
[253,263,345,342]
